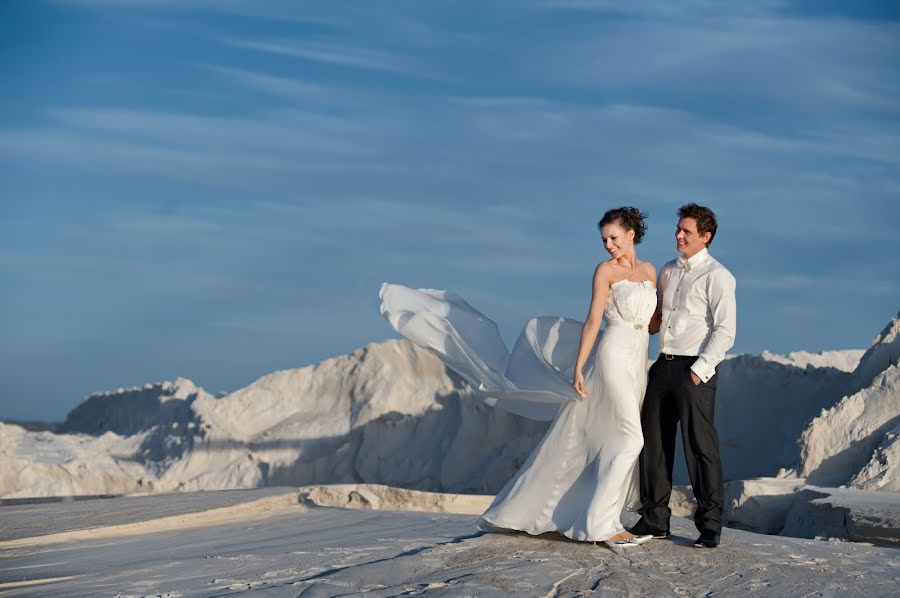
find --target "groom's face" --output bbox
[675,217,710,258]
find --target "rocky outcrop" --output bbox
[780,485,900,546]
[697,354,852,483]
[296,483,493,514]
[851,421,900,491]
[0,422,150,498]
[850,312,900,393]
[760,349,865,373]
[0,341,548,497]
[798,363,900,487]
[62,378,211,437]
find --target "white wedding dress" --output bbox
[379,279,657,542]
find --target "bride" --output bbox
[379,207,657,548]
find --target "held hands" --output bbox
[572,371,588,399]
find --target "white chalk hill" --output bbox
[797,315,900,491]
[2,342,548,498]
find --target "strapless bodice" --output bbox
[605,279,657,330]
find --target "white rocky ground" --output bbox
[299,483,900,547]
[2,486,898,597]
[1,312,898,548]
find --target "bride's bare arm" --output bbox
[572,263,612,397]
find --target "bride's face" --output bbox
[600,222,634,260]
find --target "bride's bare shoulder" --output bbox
[593,260,617,282]
[595,260,619,274]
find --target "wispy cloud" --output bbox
[4,91,896,234]
[223,38,425,77]
[54,0,332,18]
[49,107,370,155]
[540,0,789,19]
[526,12,900,133]
[0,128,296,186]
[105,212,223,236]
[197,64,367,109]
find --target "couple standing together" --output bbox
[380,203,736,550]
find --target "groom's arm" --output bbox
[648,308,662,335]
[648,267,664,335]
[690,269,736,383]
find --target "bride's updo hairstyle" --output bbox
[597,207,648,245]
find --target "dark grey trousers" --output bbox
[638,355,724,536]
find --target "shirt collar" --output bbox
[682,247,709,267]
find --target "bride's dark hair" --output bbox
[597,207,647,245]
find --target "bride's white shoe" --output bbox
[600,532,651,549]
[601,538,638,549]
[630,534,654,545]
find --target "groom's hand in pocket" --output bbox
[690,371,702,386]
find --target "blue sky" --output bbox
[2,0,899,422]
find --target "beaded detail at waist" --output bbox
[606,320,649,331]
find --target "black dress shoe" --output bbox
[628,519,670,539]
[693,531,719,548]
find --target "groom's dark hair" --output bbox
[678,203,717,247]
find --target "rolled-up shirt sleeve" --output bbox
[691,269,736,382]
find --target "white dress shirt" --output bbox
[657,248,737,383]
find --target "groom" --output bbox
[630,203,736,548]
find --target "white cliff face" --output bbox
[0,422,150,498]
[62,378,212,437]
[851,422,900,492]
[192,340,456,442]
[760,349,865,373]
[798,362,900,487]
[155,340,547,494]
[850,313,900,392]
[701,355,852,484]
